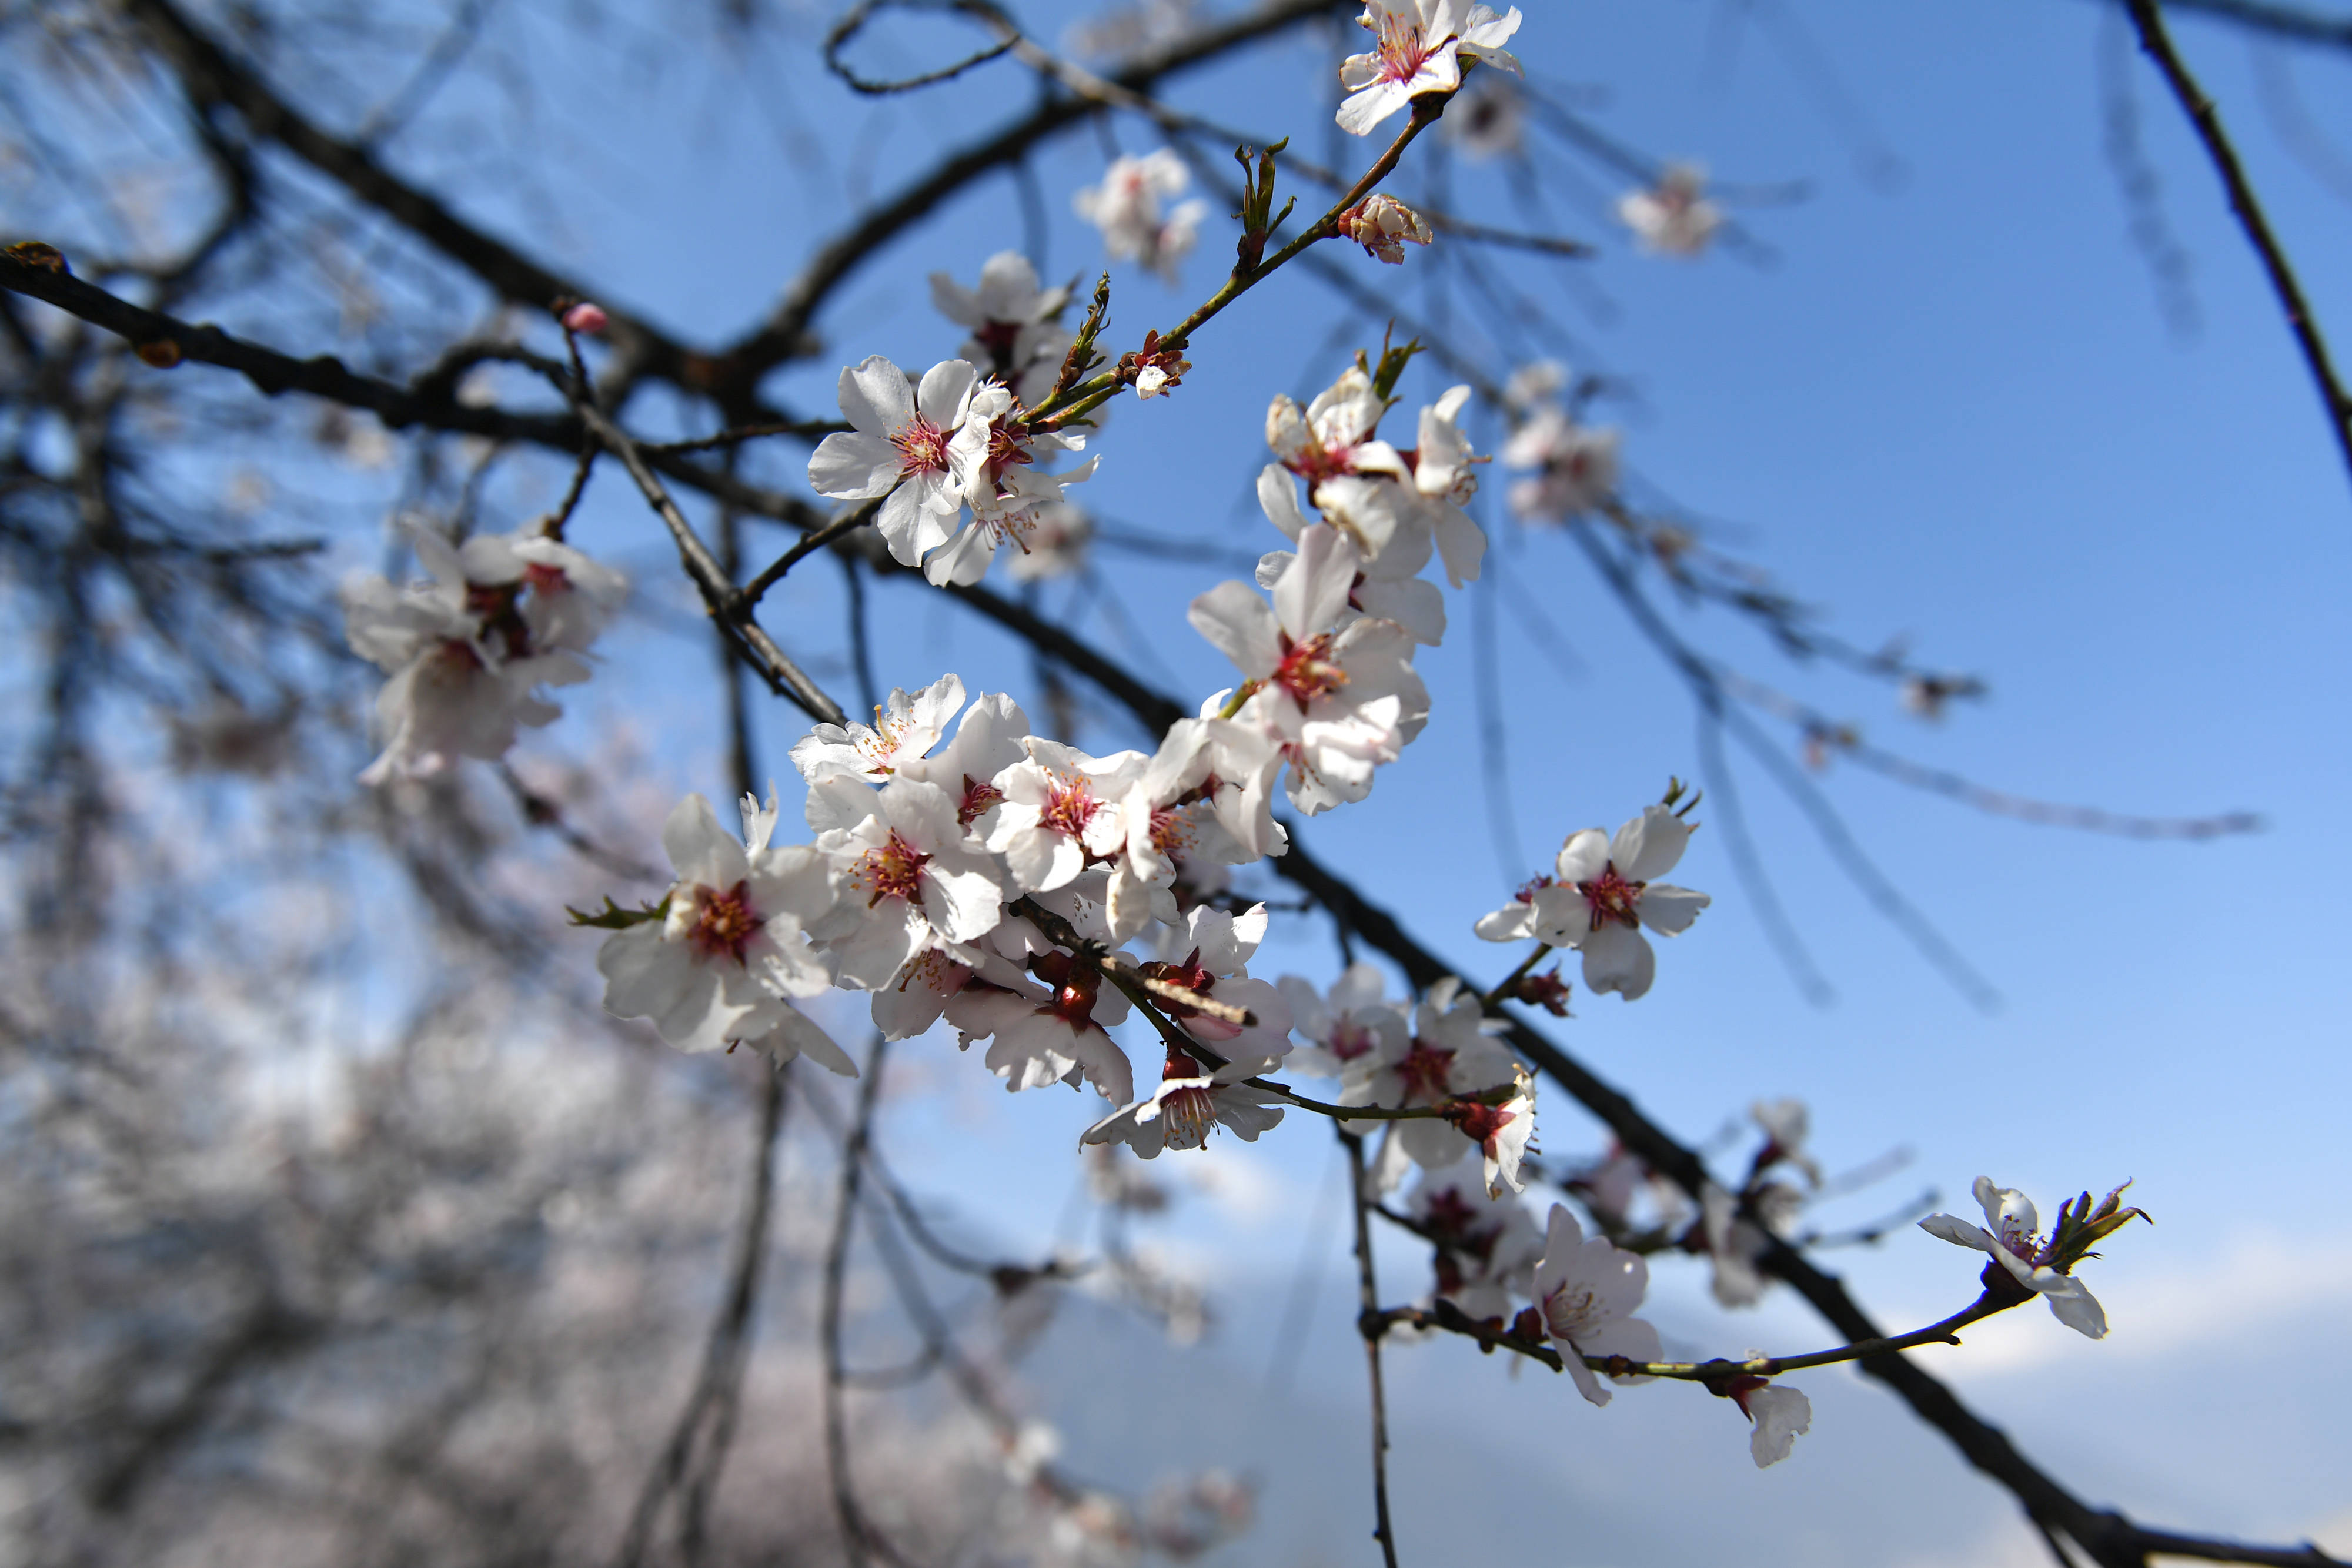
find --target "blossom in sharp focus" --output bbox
[1618,163,1723,258]
[807,355,980,566]
[1919,1177,2121,1339]
[596,792,838,1055]
[1339,193,1433,263]
[930,250,1075,407]
[1083,1045,1285,1158]
[944,951,1136,1104]
[1532,1202,1663,1407]
[1074,151,1209,283]
[790,672,965,786]
[806,777,1009,989]
[896,689,1032,845]
[1264,366,1421,566]
[1475,804,1710,1001]
[1405,383,1489,586]
[1100,718,1262,942]
[1337,0,1525,138]
[985,737,1148,894]
[928,382,1097,587]
[1504,404,1621,521]
[1191,524,1429,815]
[1257,470,1446,647]
[1134,903,1294,1076]
[1447,1068,1536,1197]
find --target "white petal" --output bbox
[1637,884,1710,937]
[838,353,914,436]
[2041,1275,2109,1340]
[1555,828,1609,885]
[1746,1384,1812,1469]
[1917,1214,1997,1253]
[1578,922,1656,1001]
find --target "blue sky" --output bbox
[297,0,2352,1559]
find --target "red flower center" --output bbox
[1329,1019,1377,1062]
[891,414,951,477]
[1038,773,1101,840]
[689,880,760,964]
[1272,632,1349,709]
[1450,1099,1516,1155]
[522,561,570,595]
[855,830,930,907]
[1578,862,1643,930]
[1396,1038,1455,1104]
[957,773,1004,828]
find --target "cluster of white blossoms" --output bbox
[343,520,627,785]
[1074,151,1208,283]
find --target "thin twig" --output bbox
[1342,1131,1401,1568]
[2125,0,2352,494]
[820,1037,910,1568]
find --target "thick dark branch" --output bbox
[2125,0,2352,494]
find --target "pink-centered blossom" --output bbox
[1101,717,1265,942]
[1475,804,1710,1001]
[984,737,1148,894]
[1082,1045,1284,1158]
[930,250,1075,407]
[1532,1202,1663,1408]
[1348,976,1518,1181]
[1264,367,1419,564]
[1411,1157,1544,1322]
[1277,962,1409,1080]
[1074,151,1209,283]
[1257,469,1446,647]
[1920,1178,2111,1339]
[944,949,1135,1104]
[1336,0,1525,138]
[805,776,1008,990]
[1137,904,1294,1076]
[791,673,965,786]
[928,381,1097,587]
[596,792,839,1057]
[808,355,981,566]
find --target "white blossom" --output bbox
[1532,1202,1663,1407]
[790,673,965,785]
[1409,1157,1544,1320]
[930,250,1075,406]
[596,793,840,1057]
[1732,1380,1813,1468]
[1338,193,1434,263]
[806,776,1009,989]
[984,737,1148,894]
[1083,1046,1285,1158]
[1618,163,1723,258]
[1920,1177,2111,1339]
[1504,404,1621,520]
[807,355,980,566]
[1349,976,1517,1180]
[1277,962,1409,1079]
[1137,904,1294,1076]
[944,950,1135,1104]
[1337,0,1525,138]
[1475,804,1709,1001]
[1074,152,1210,282]
[1191,524,1429,815]
[927,382,1098,586]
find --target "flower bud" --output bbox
[1338,195,1433,265]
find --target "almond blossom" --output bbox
[791,672,965,785]
[1336,1,1525,138]
[1531,1202,1663,1408]
[944,949,1135,1104]
[1135,904,1294,1076]
[927,381,1097,587]
[1920,1178,2119,1339]
[1409,1157,1544,1322]
[984,737,1148,894]
[1074,151,1209,283]
[1618,163,1723,258]
[930,250,1075,406]
[1720,1378,1813,1468]
[343,521,620,784]
[1264,366,1419,563]
[1277,962,1409,1079]
[1504,403,1622,521]
[1007,502,1093,582]
[806,776,1008,989]
[1698,1179,1804,1309]
[897,689,1031,844]
[1475,804,1710,1001]
[1349,975,1518,1181]
[807,355,980,566]
[1101,717,1266,942]
[596,792,838,1056]
[1257,470,1446,647]
[1082,1045,1285,1158]
[1403,383,1489,587]
[1190,524,1429,814]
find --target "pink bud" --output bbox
[562,302,609,335]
